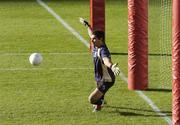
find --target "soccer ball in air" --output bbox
[29,53,43,66]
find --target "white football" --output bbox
[29,53,43,66]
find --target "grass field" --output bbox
[0,0,172,125]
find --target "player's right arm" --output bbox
[79,17,93,38]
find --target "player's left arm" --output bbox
[102,57,113,68]
[103,57,121,76]
[79,17,93,38]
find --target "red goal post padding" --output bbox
[90,0,105,32]
[128,0,148,90]
[172,0,180,124]
[90,0,105,51]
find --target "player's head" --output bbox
[91,30,105,47]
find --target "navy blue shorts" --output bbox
[96,81,115,94]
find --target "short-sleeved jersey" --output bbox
[92,44,115,83]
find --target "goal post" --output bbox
[89,0,180,123]
[90,0,105,51]
[128,0,148,90]
[90,0,105,32]
[172,0,180,124]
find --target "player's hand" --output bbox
[111,63,121,76]
[79,17,90,27]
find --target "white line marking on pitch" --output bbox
[0,67,93,71]
[36,0,89,48]
[0,52,89,56]
[37,0,172,124]
[119,73,172,125]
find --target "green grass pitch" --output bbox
[0,0,171,125]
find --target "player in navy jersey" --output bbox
[79,18,120,112]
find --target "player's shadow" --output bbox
[0,0,34,1]
[106,105,172,117]
[145,88,172,93]
[111,52,172,57]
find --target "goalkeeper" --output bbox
[79,18,121,112]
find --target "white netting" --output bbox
[149,0,172,89]
[159,0,172,88]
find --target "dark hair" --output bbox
[93,30,105,42]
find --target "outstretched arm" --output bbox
[102,57,113,68]
[103,57,121,76]
[79,17,93,38]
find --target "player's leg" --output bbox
[88,88,104,112]
[88,88,104,105]
[88,82,114,112]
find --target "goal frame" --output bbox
[90,0,180,124]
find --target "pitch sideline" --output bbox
[36,0,172,124]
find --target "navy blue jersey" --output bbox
[92,44,115,83]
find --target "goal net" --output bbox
[149,0,172,89]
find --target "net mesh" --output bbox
[149,0,172,89]
[159,0,172,88]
